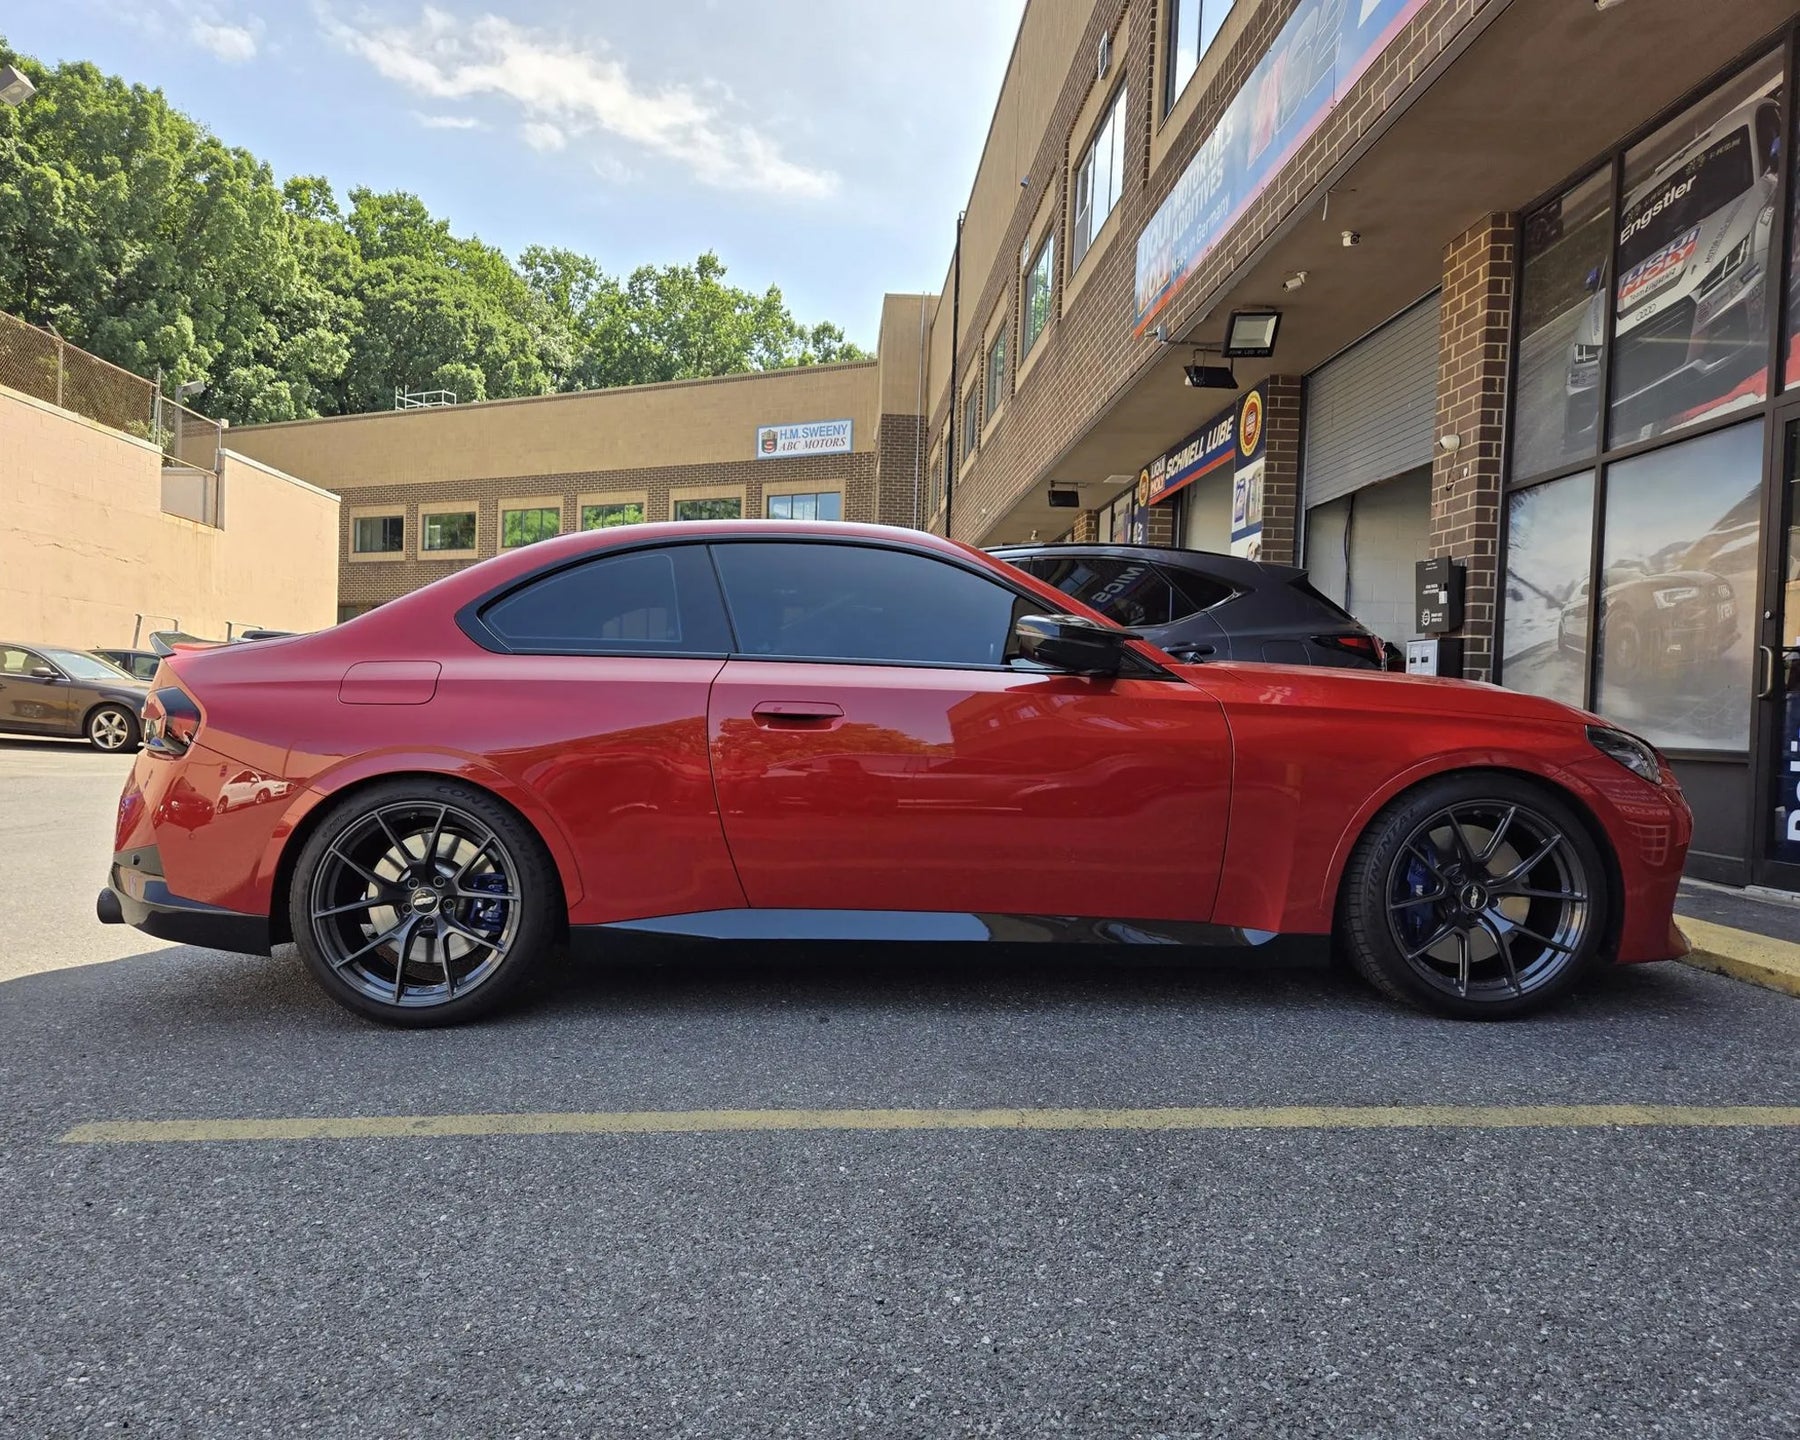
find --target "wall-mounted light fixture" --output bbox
[0,65,37,108]
[1222,309,1281,358]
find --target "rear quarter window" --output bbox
[479,546,732,654]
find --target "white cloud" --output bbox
[319,5,837,198]
[520,121,566,152]
[191,19,258,63]
[412,111,484,130]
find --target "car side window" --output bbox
[1165,567,1234,615]
[479,546,732,655]
[711,542,1022,668]
[1010,556,1181,628]
[0,647,45,676]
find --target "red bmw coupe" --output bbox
[98,521,1692,1026]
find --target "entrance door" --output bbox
[1754,413,1800,888]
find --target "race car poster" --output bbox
[1134,0,1430,337]
[1607,54,1781,446]
[1229,386,1266,562]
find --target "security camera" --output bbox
[1341,230,1361,247]
[1185,363,1237,389]
[1020,176,1031,188]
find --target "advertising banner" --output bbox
[1140,403,1236,506]
[756,419,853,459]
[1229,387,1267,561]
[1133,0,1430,336]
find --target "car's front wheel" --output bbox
[288,779,561,1026]
[1338,774,1610,1019]
[87,704,139,753]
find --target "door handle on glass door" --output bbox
[1759,645,1776,700]
[750,701,845,728]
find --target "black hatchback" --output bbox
[992,543,1398,670]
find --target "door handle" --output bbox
[750,701,845,728]
[1759,644,1777,700]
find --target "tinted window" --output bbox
[713,542,1021,667]
[1010,555,1212,627]
[481,546,731,654]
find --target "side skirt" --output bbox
[576,909,1283,949]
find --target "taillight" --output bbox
[1314,632,1388,668]
[143,686,202,755]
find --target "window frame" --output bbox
[960,382,981,466]
[579,490,649,531]
[499,496,564,549]
[418,500,479,559]
[1071,83,1128,274]
[349,507,405,561]
[671,486,746,523]
[1021,231,1056,358]
[763,485,845,521]
[984,325,1008,428]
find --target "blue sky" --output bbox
[7,1,1025,344]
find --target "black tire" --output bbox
[86,704,140,753]
[1338,772,1611,1020]
[288,778,562,1027]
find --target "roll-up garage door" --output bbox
[1303,292,1440,508]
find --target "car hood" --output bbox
[1173,660,1606,730]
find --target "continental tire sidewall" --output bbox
[1338,773,1612,1020]
[287,777,562,1027]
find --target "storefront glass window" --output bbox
[1608,53,1783,447]
[1595,421,1763,750]
[1787,73,1800,391]
[1513,171,1610,479]
[1500,471,1595,707]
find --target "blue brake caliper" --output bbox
[463,872,510,938]
[1396,853,1434,946]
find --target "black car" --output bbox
[90,647,162,682]
[991,543,1396,670]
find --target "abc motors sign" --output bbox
[756,419,853,459]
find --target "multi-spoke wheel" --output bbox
[1339,775,1611,1019]
[87,704,139,753]
[288,780,561,1025]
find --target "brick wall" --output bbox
[1259,376,1302,566]
[1430,213,1515,681]
[932,0,1496,543]
[876,413,927,529]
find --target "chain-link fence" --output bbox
[0,309,222,480]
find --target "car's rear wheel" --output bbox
[1338,774,1610,1019]
[87,704,139,753]
[288,779,561,1026]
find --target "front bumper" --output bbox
[97,845,271,956]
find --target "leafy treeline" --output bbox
[0,44,867,425]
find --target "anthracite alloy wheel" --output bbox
[289,779,560,1026]
[1339,774,1610,1019]
[87,704,139,752]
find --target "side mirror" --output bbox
[1014,614,1133,676]
[28,664,58,681]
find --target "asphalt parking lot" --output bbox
[1,739,1797,1437]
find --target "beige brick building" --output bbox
[231,0,1800,887]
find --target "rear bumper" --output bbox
[96,846,270,956]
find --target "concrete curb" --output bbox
[1676,916,1800,999]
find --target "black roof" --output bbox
[989,542,1306,590]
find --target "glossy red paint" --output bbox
[104,520,1692,965]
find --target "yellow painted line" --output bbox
[58,1103,1800,1145]
[1679,917,1800,999]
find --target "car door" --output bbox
[0,647,75,734]
[705,539,1234,922]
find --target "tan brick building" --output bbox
[230,294,931,618]
[231,0,1800,887]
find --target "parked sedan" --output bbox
[98,521,1691,1027]
[992,543,1395,668]
[91,648,163,683]
[0,643,148,751]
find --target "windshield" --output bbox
[1618,126,1753,274]
[42,649,136,683]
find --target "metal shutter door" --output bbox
[1303,293,1440,509]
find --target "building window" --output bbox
[1513,170,1612,481]
[985,329,1007,423]
[1164,0,1231,117]
[673,496,742,521]
[581,502,645,529]
[337,603,378,623]
[501,505,561,548]
[421,509,476,553]
[767,491,843,520]
[352,514,402,555]
[962,385,981,460]
[1500,471,1595,709]
[1072,87,1127,271]
[1608,54,1781,447]
[1022,234,1055,356]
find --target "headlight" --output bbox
[1653,585,1700,608]
[1588,725,1662,784]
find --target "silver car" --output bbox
[0,643,149,751]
